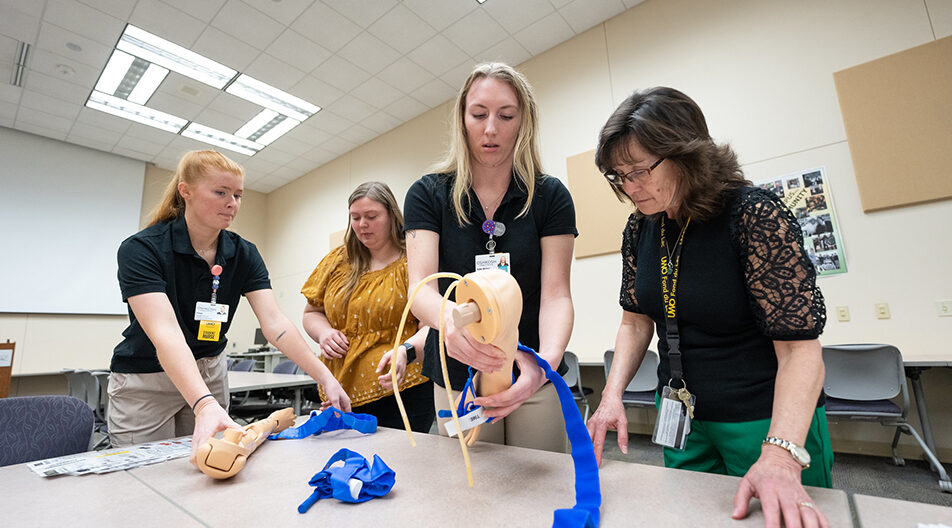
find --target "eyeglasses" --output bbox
[604,158,665,187]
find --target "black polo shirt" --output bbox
[111,215,271,373]
[404,172,578,389]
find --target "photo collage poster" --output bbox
[754,166,847,276]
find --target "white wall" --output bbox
[260,0,952,460]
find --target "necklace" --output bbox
[478,188,506,214]
[661,217,690,275]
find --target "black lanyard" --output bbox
[660,217,690,388]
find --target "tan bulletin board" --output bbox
[566,150,634,259]
[833,35,952,212]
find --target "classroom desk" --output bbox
[852,493,952,528]
[127,427,851,527]
[227,371,315,414]
[901,352,952,463]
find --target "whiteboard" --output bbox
[0,127,145,315]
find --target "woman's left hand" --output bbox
[732,450,830,528]
[473,351,546,420]
[319,377,352,413]
[376,346,407,390]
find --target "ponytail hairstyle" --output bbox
[148,150,245,226]
[338,181,406,303]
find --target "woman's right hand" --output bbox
[189,398,243,466]
[442,310,505,372]
[586,395,629,467]
[318,328,349,359]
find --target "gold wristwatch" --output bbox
[763,436,811,469]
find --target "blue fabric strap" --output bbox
[518,343,601,527]
[297,448,395,512]
[269,407,377,440]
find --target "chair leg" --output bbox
[897,423,952,493]
[890,427,905,466]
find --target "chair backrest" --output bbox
[230,359,256,372]
[0,395,94,467]
[604,349,660,393]
[61,369,102,413]
[562,351,583,391]
[272,360,299,375]
[822,344,905,403]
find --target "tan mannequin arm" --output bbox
[195,407,296,479]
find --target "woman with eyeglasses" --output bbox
[586,88,833,528]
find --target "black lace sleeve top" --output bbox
[618,186,825,422]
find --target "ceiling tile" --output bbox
[0,4,42,44]
[244,53,307,91]
[43,0,124,46]
[129,0,208,47]
[402,0,476,31]
[112,145,156,162]
[323,0,397,28]
[19,90,82,120]
[283,155,319,173]
[160,0,227,23]
[549,0,573,7]
[291,75,344,108]
[293,123,332,145]
[0,0,43,17]
[621,0,646,10]
[367,4,436,55]
[269,164,303,180]
[75,106,132,133]
[303,109,353,135]
[312,55,371,92]
[337,32,401,75]
[250,178,282,193]
[29,48,101,89]
[474,37,532,67]
[67,133,117,153]
[383,95,429,122]
[514,11,575,55]
[158,71,220,108]
[291,2,361,52]
[194,107,247,134]
[559,0,626,33]
[247,145,288,165]
[23,70,90,105]
[148,90,204,120]
[77,0,138,21]
[339,123,375,145]
[17,106,74,133]
[266,133,314,157]
[124,122,177,144]
[444,9,508,57]
[192,26,260,72]
[212,0,284,50]
[377,57,433,93]
[484,0,554,34]
[360,110,401,135]
[300,145,336,165]
[327,93,376,122]
[267,29,332,74]
[410,77,456,108]
[35,22,113,70]
[14,121,69,141]
[0,99,17,120]
[441,61,476,91]
[407,34,469,77]
[245,0,314,26]
[242,156,282,175]
[0,75,21,104]
[206,92,261,120]
[0,34,16,66]
[351,76,404,109]
[115,134,168,156]
[320,135,357,155]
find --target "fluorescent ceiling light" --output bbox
[95,49,135,94]
[86,91,186,133]
[226,74,320,121]
[127,63,168,104]
[235,109,280,139]
[117,24,236,89]
[182,122,263,156]
[255,116,301,146]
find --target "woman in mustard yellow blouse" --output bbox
[301,181,433,432]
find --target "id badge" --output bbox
[197,320,221,341]
[652,385,693,450]
[443,407,489,438]
[475,252,511,274]
[194,301,229,322]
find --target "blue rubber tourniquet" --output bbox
[268,407,377,440]
[297,448,395,512]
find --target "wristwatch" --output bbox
[401,342,417,363]
[762,436,811,469]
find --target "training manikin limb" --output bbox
[451,269,523,445]
[195,407,296,479]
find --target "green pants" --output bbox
[658,402,834,488]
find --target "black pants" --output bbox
[353,381,435,433]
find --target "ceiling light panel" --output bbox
[86,91,186,133]
[182,122,262,156]
[235,109,280,139]
[226,74,320,121]
[254,116,301,146]
[94,49,135,94]
[127,63,169,104]
[117,24,236,89]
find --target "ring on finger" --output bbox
[797,501,816,510]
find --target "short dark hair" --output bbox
[595,87,749,221]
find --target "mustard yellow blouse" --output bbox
[300,245,427,407]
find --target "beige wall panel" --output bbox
[604,0,933,165]
[18,314,126,373]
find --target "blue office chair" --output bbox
[604,349,659,409]
[0,396,94,467]
[822,344,951,492]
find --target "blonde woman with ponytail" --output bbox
[109,150,350,467]
[404,63,578,452]
[301,182,433,432]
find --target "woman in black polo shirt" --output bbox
[403,63,577,452]
[109,150,350,464]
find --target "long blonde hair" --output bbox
[148,150,245,226]
[429,62,543,225]
[339,181,406,303]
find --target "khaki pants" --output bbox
[433,381,566,453]
[107,354,228,447]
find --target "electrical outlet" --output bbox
[875,303,890,319]
[835,306,850,322]
[937,300,952,317]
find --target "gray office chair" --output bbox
[268,360,301,404]
[229,359,256,372]
[0,396,94,466]
[62,369,110,450]
[822,344,951,492]
[562,351,592,422]
[603,349,659,409]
